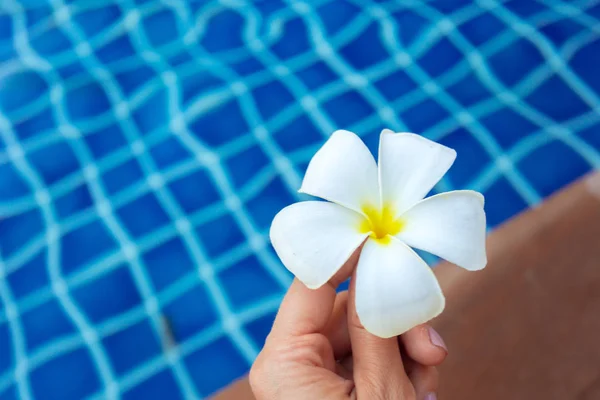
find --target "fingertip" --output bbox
[328,244,363,288]
[407,364,439,400]
[427,326,448,354]
[347,268,411,396]
[272,240,363,339]
[401,325,448,367]
[270,279,338,338]
[322,291,351,358]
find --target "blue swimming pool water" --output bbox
[0,0,599,399]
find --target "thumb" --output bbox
[347,269,414,399]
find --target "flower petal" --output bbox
[396,190,487,271]
[270,201,369,289]
[355,237,445,338]
[300,130,379,214]
[379,130,456,215]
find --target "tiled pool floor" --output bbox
[1,1,599,399]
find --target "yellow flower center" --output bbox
[358,204,405,245]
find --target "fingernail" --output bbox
[424,393,437,400]
[428,326,447,352]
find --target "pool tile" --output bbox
[61,219,119,275]
[21,298,77,351]
[6,249,49,300]
[27,140,81,186]
[0,322,14,375]
[30,348,101,400]
[0,162,31,202]
[480,107,542,149]
[0,208,44,258]
[167,169,221,214]
[72,264,143,325]
[273,115,323,153]
[0,70,48,114]
[116,193,171,238]
[65,82,112,122]
[148,136,194,170]
[244,311,277,349]
[141,9,180,48]
[122,370,184,400]
[270,18,311,61]
[338,23,390,70]
[141,237,196,291]
[245,177,295,230]
[518,140,591,198]
[525,75,593,122]
[322,90,376,128]
[13,107,56,142]
[224,144,271,188]
[196,214,245,259]
[188,100,250,147]
[252,80,295,120]
[487,38,545,88]
[483,177,529,227]
[102,320,161,375]
[439,128,492,187]
[199,9,245,53]
[102,158,146,196]
[161,284,218,343]
[184,337,248,397]
[219,255,281,311]
[54,183,94,221]
[132,88,169,135]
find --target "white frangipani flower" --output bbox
[270,129,487,338]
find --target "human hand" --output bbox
[250,251,447,399]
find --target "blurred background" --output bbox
[1,0,599,399]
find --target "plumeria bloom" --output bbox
[270,129,487,338]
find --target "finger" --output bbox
[325,298,450,365]
[406,362,439,400]
[269,247,360,339]
[322,291,351,359]
[400,324,448,367]
[328,304,449,365]
[335,355,354,380]
[339,355,354,375]
[347,270,412,399]
[269,279,337,340]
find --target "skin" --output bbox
[250,249,447,400]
